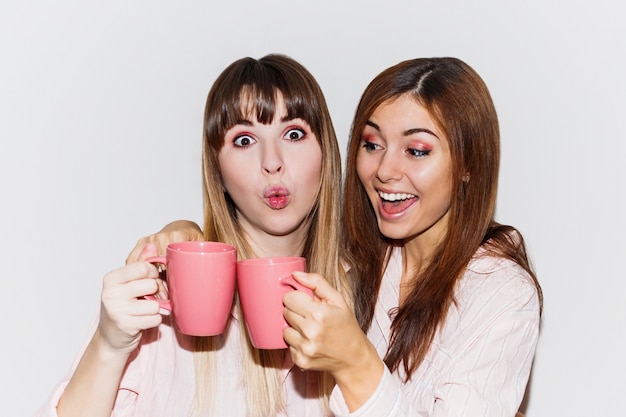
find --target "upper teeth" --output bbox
[378,191,416,202]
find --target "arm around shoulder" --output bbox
[126,220,203,264]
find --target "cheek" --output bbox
[292,139,322,176]
[218,152,246,192]
[355,154,371,185]
[301,149,323,189]
[220,169,242,197]
[421,165,454,204]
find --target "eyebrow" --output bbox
[365,121,440,140]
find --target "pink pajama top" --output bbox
[330,248,541,417]
[33,307,325,417]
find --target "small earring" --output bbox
[462,174,470,182]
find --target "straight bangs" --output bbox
[204,59,324,154]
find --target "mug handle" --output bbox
[279,274,313,297]
[144,255,172,311]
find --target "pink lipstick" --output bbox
[264,186,290,210]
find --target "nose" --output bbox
[261,141,283,175]
[375,151,402,183]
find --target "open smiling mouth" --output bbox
[378,191,418,215]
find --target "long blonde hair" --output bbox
[195,54,349,416]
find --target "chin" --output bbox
[265,220,305,237]
[378,225,410,241]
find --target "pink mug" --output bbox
[147,241,237,336]
[236,256,312,349]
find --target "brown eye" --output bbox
[284,128,305,141]
[234,135,256,147]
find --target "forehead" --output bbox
[370,95,442,136]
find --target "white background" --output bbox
[1,1,624,416]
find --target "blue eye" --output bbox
[284,128,305,141]
[407,148,431,157]
[233,135,256,147]
[362,140,381,152]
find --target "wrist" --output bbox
[92,329,137,363]
[332,344,384,412]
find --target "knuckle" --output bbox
[310,309,325,323]
[300,341,318,358]
[135,262,156,279]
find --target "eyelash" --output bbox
[362,140,431,158]
[233,135,255,148]
[362,140,381,152]
[407,148,431,157]
[285,127,306,141]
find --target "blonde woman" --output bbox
[35,54,349,417]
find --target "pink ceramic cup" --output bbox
[147,241,237,336]
[236,256,311,349]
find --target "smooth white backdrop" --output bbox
[1,1,624,416]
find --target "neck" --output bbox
[401,236,436,275]
[400,212,449,276]
[242,227,307,259]
[399,226,446,303]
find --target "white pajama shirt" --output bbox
[330,248,541,417]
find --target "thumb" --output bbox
[291,271,342,305]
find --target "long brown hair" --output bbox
[196,54,348,416]
[342,57,542,380]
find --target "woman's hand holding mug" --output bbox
[98,261,164,355]
[145,241,237,336]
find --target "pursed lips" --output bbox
[264,186,290,210]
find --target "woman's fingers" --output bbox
[98,262,166,351]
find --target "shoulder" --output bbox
[467,250,526,278]
[458,249,539,313]
[437,251,540,350]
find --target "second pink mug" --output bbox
[147,241,237,336]
[236,256,312,349]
